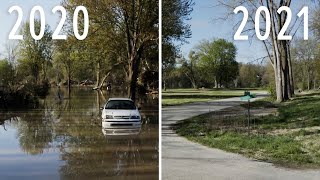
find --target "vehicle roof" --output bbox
[108,98,133,101]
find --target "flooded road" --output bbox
[0,87,159,180]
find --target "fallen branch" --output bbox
[93,72,111,90]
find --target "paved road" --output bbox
[162,95,320,180]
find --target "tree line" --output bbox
[0,0,160,107]
[164,35,320,98]
[164,38,239,90]
[163,0,320,102]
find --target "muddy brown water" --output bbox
[0,87,159,180]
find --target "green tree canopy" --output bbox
[162,0,194,90]
[17,20,53,83]
[63,0,159,101]
[195,39,238,88]
[0,60,15,87]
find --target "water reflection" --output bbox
[0,87,158,180]
[17,116,54,155]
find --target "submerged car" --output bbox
[101,98,141,129]
[102,127,141,136]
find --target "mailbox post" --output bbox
[241,91,255,135]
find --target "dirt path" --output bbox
[162,95,320,180]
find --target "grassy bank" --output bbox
[175,93,320,168]
[162,88,264,106]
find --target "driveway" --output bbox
[162,95,320,180]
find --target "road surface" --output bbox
[162,95,320,180]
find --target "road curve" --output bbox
[162,95,320,180]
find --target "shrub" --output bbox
[268,84,276,100]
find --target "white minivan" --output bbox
[101,98,141,129]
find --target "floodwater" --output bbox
[0,87,159,180]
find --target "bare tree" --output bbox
[179,51,199,89]
[292,39,318,90]
[5,41,18,66]
[218,0,311,102]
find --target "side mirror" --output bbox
[100,107,104,110]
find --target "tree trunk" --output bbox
[281,41,293,99]
[307,72,310,91]
[184,72,197,89]
[287,43,294,96]
[163,70,166,91]
[280,41,290,100]
[127,53,141,102]
[96,90,100,111]
[95,61,101,88]
[191,80,197,89]
[122,4,144,102]
[68,70,71,98]
[93,72,111,90]
[234,79,238,88]
[268,0,294,102]
[214,77,218,88]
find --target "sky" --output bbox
[0,0,62,58]
[0,0,313,62]
[179,0,312,64]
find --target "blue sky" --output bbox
[0,0,62,57]
[0,0,313,62]
[179,0,312,64]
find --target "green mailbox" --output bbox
[240,95,252,101]
[241,92,256,135]
[243,91,256,99]
[244,91,250,96]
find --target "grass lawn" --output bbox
[175,93,320,168]
[162,88,265,106]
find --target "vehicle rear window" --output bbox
[105,100,136,110]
